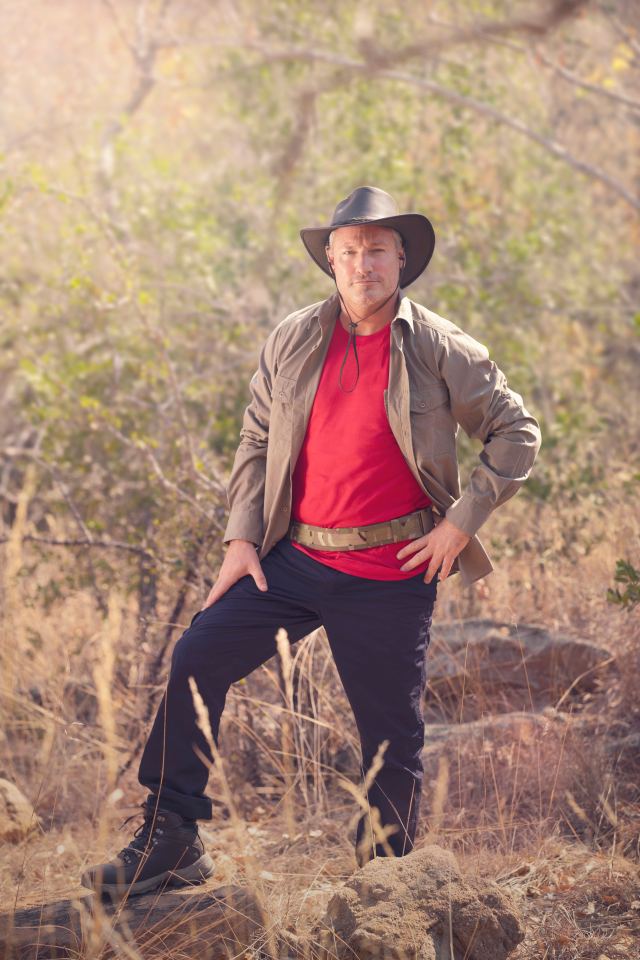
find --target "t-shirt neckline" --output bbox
[334,317,392,342]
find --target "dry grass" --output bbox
[1,490,639,958]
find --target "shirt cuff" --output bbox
[445,494,492,539]
[223,509,264,548]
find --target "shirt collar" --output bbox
[317,292,340,331]
[314,290,415,333]
[395,292,414,332]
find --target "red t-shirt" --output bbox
[290,316,432,580]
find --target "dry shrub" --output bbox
[1,470,639,955]
[419,712,570,855]
[489,838,640,960]
[217,626,362,821]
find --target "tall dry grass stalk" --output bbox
[429,755,450,838]
[1,463,36,722]
[275,625,346,816]
[188,675,280,959]
[223,625,355,824]
[94,592,122,792]
[276,626,297,837]
[223,622,399,863]
[337,739,398,864]
[92,590,123,873]
[76,891,145,960]
[289,626,335,812]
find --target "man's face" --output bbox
[326,224,403,314]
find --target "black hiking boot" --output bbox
[81,798,215,898]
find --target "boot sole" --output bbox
[82,852,215,899]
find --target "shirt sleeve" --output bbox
[437,325,542,538]
[222,327,280,547]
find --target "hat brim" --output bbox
[300,213,435,288]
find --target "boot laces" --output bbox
[117,802,165,865]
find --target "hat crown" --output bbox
[331,186,399,228]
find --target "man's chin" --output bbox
[347,289,391,311]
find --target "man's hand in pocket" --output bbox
[202,539,268,609]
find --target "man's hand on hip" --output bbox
[395,517,471,584]
[202,539,268,609]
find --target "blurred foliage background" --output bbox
[2,4,640,931]
[0,0,638,636]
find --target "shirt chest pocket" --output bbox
[409,381,454,457]
[410,381,449,413]
[272,374,297,420]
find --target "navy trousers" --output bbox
[138,536,438,864]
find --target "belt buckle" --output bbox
[419,507,435,535]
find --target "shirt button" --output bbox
[279,391,286,399]
[419,400,426,408]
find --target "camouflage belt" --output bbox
[287,507,437,552]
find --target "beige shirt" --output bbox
[223,292,541,586]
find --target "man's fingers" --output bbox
[250,559,268,592]
[202,580,225,609]
[253,576,268,592]
[439,556,453,581]
[396,533,431,561]
[199,544,268,612]
[423,551,444,584]
[203,568,237,608]
[400,546,432,572]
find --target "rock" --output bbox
[423,709,572,755]
[422,711,575,832]
[0,780,40,843]
[606,730,640,766]
[0,885,264,960]
[311,845,524,960]
[426,619,614,720]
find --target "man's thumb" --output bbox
[251,564,268,592]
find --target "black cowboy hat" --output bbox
[300,185,436,288]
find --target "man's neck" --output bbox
[337,293,400,337]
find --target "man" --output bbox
[82,186,541,897]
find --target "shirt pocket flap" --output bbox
[410,380,449,412]
[273,374,297,404]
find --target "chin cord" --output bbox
[335,282,401,393]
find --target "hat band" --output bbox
[330,215,391,227]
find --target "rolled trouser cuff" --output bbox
[142,787,213,822]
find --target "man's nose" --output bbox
[354,251,374,274]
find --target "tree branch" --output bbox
[99,0,174,185]
[599,4,640,61]
[354,0,591,69]
[531,43,640,113]
[247,43,640,213]
[425,11,640,113]
[0,533,176,565]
